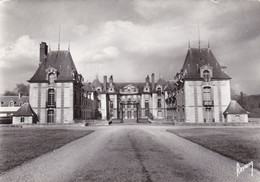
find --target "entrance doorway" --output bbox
[120,102,139,123]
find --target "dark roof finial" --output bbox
[188,38,190,49]
[208,39,210,49]
[58,24,61,51]
[49,42,51,52]
[68,41,70,51]
[198,20,200,49]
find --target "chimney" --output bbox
[151,73,155,91]
[109,75,113,86]
[40,42,48,63]
[145,75,150,86]
[103,75,107,91]
[19,92,22,99]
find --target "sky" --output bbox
[0,0,260,95]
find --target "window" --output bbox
[20,117,24,123]
[203,70,210,82]
[47,110,54,123]
[49,73,55,85]
[98,100,101,108]
[203,87,212,106]
[110,101,113,109]
[48,89,55,106]
[158,99,161,108]
[157,88,162,96]
[145,100,149,108]
[9,101,14,107]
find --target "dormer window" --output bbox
[49,73,56,85]
[200,65,213,82]
[203,70,210,82]
[9,101,14,107]
[46,67,57,85]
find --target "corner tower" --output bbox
[174,47,231,123]
[28,42,84,123]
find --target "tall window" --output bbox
[157,88,162,96]
[145,100,149,108]
[157,99,161,108]
[203,70,210,82]
[203,87,212,105]
[110,101,113,109]
[47,110,54,123]
[48,89,55,106]
[98,100,101,108]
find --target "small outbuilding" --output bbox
[12,103,38,124]
[223,100,249,122]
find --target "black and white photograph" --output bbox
[0,0,260,181]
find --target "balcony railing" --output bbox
[46,102,56,108]
[203,100,214,107]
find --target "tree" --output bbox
[14,83,29,96]
[3,83,29,96]
[3,90,16,96]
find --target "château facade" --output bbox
[28,41,240,123]
[85,74,175,121]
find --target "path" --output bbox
[0,125,259,181]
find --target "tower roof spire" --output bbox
[58,24,61,51]
[198,20,200,49]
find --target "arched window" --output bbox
[203,70,210,82]
[9,101,14,107]
[110,101,113,109]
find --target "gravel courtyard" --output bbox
[1,125,259,182]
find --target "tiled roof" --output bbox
[29,51,78,82]
[13,103,37,117]
[0,96,29,107]
[223,100,248,115]
[182,48,231,80]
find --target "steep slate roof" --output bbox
[223,100,248,115]
[156,77,167,86]
[13,103,37,116]
[83,82,93,92]
[0,96,29,107]
[91,78,103,88]
[29,51,78,82]
[182,48,231,80]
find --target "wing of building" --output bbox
[174,47,232,123]
[28,42,98,123]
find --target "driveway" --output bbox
[0,125,259,182]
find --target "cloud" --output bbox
[0,35,38,93]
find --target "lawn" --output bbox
[168,127,260,170]
[0,128,93,174]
